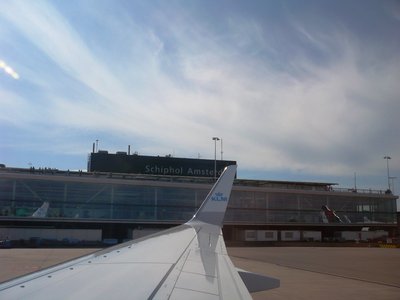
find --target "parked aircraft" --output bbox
[31,202,49,218]
[0,165,279,299]
[320,206,379,224]
[320,205,343,223]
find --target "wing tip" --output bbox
[188,164,237,227]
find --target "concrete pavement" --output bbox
[228,247,400,300]
[1,247,399,299]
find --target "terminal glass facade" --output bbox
[0,173,397,225]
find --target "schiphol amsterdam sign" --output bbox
[89,152,236,178]
[144,164,222,177]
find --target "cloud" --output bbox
[0,1,399,188]
[164,13,400,179]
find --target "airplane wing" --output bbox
[0,165,279,299]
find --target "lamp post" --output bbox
[212,137,220,180]
[220,138,223,160]
[384,156,391,191]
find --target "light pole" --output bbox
[220,138,223,160]
[384,156,391,191]
[212,137,220,180]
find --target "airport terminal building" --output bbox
[0,152,398,245]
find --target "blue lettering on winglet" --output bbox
[211,192,228,201]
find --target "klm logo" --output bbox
[211,192,228,202]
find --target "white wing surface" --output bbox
[0,165,278,299]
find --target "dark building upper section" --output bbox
[88,152,237,178]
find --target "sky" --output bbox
[0,0,399,192]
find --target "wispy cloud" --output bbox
[0,1,399,188]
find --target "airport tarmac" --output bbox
[228,247,400,300]
[1,247,399,299]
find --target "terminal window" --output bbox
[265,232,274,239]
[246,231,256,239]
[284,232,294,239]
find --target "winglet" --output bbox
[188,165,237,227]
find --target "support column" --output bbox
[110,186,114,219]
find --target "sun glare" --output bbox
[0,59,19,79]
